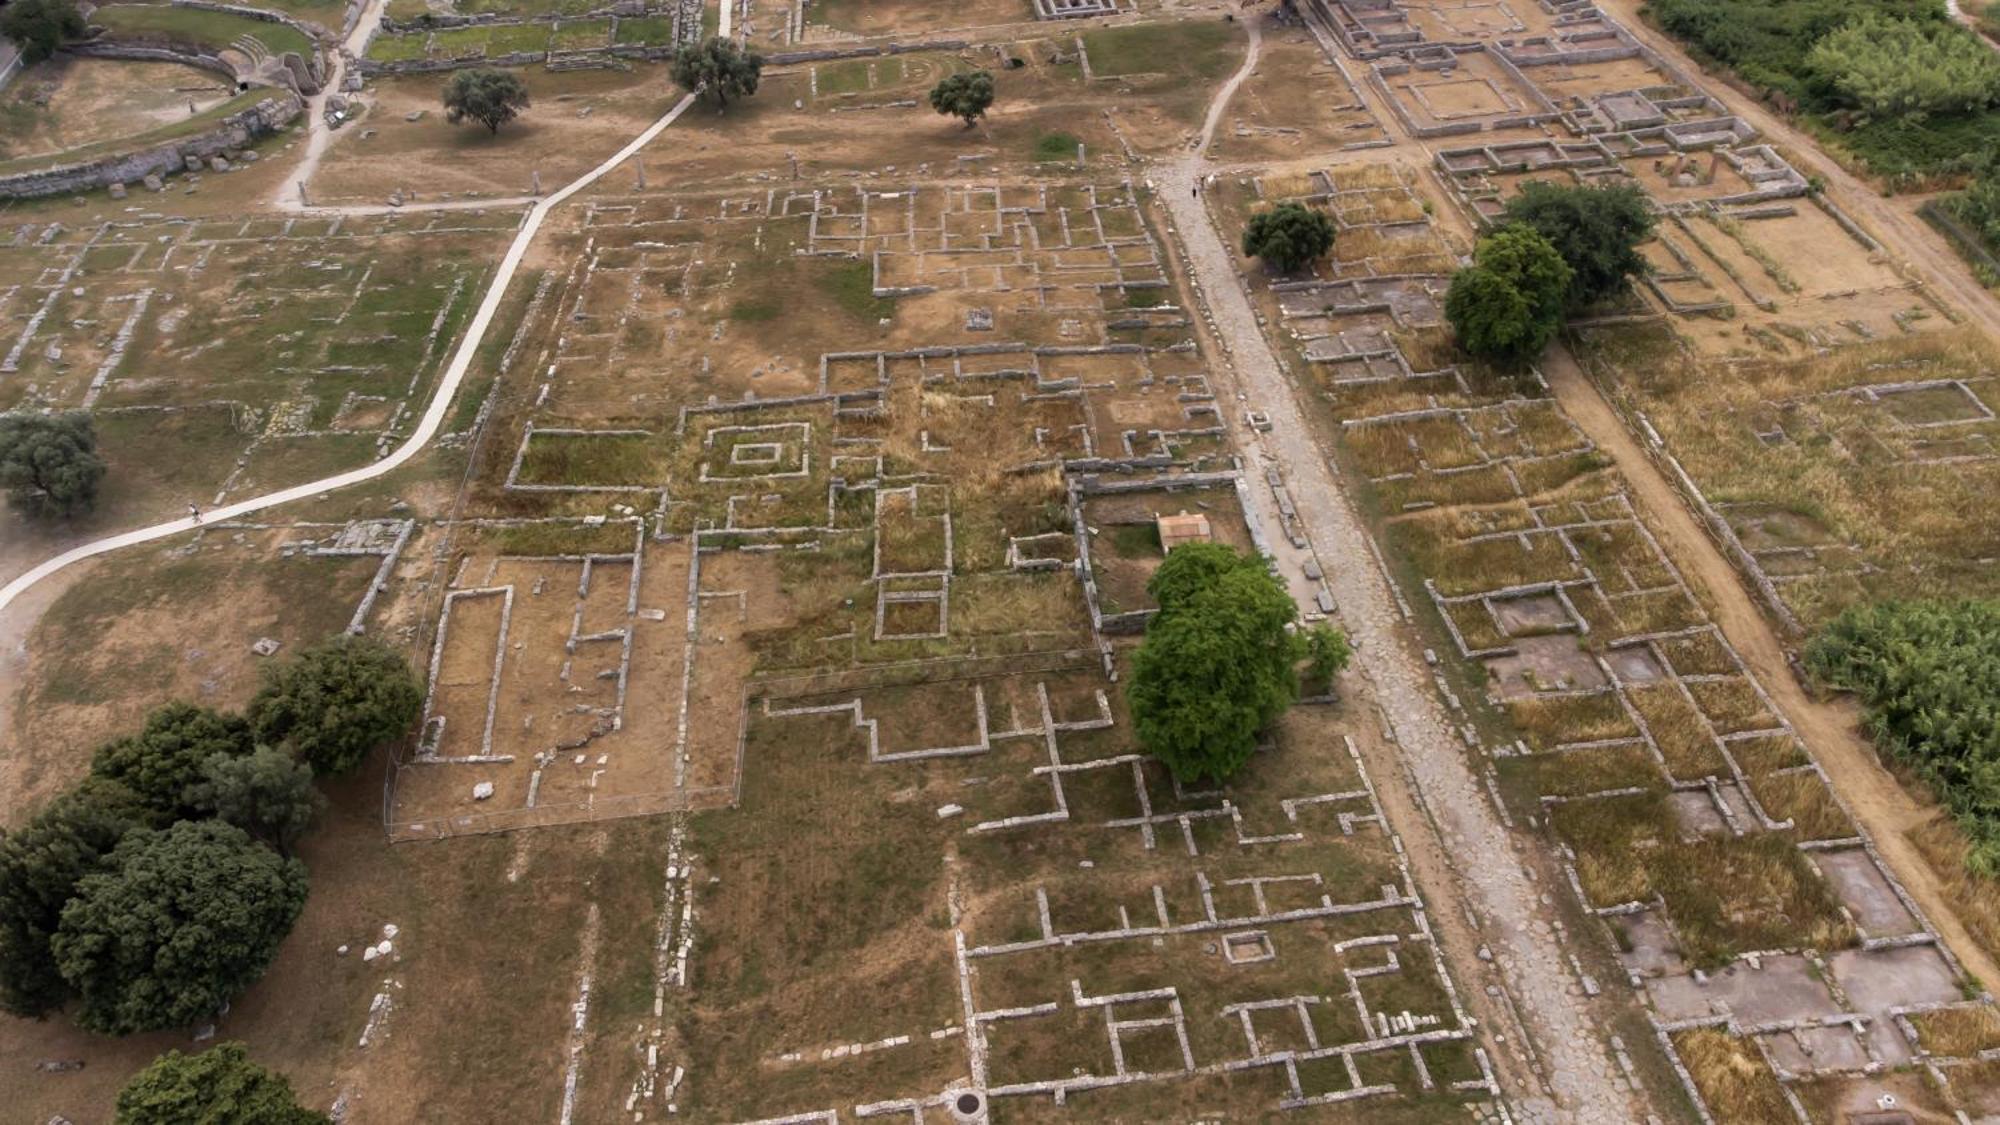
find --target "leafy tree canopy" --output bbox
[929,70,996,127]
[1805,600,2000,873]
[91,702,256,822]
[0,411,106,519]
[442,68,531,134]
[190,746,322,852]
[1445,224,1571,366]
[0,782,144,1018]
[1240,202,1336,274]
[53,820,308,1035]
[1129,543,1303,784]
[672,36,763,107]
[0,0,85,65]
[116,1042,328,1125]
[248,635,422,776]
[1501,180,1655,308]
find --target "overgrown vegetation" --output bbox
[0,0,84,64]
[115,1042,327,1124]
[673,35,763,107]
[1647,0,2000,181]
[1805,600,2000,872]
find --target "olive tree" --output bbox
[929,70,995,127]
[0,411,106,519]
[443,68,531,134]
[53,820,308,1035]
[1240,202,1336,274]
[248,635,422,776]
[672,36,764,107]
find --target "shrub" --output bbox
[1806,14,2000,119]
[1241,202,1336,274]
[0,0,84,64]
[248,635,422,776]
[116,1042,327,1124]
[1805,600,2000,872]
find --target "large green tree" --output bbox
[0,411,106,519]
[0,783,143,1018]
[248,635,422,776]
[0,0,85,65]
[672,36,764,107]
[116,1042,328,1125]
[442,68,531,134]
[1241,202,1336,274]
[53,820,308,1035]
[929,70,995,127]
[91,702,256,823]
[190,745,322,852]
[1129,543,1304,784]
[1445,224,1572,366]
[1501,180,1655,308]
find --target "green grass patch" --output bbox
[815,59,873,96]
[548,17,607,48]
[816,258,893,322]
[366,30,431,61]
[515,431,662,487]
[1032,130,1081,161]
[93,3,313,58]
[1081,21,1237,81]
[611,14,672,44]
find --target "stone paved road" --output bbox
[1153,127,1645,1120]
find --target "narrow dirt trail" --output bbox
[1540,348,2000,988]
[0,91,700,620]
[274,0,390,210]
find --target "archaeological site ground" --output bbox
[7,0,2000,1122]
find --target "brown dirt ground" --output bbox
[311,66,685,204]
[0,57,237,163]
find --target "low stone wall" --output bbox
[0,92,299,199]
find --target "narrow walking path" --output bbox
[0,92,700,619]
[274,0,390,210]
[1541,348,2000,988]
[1148,18,1642,1119]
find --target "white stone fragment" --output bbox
[472,781,495,801]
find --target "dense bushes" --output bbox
[1804,600,2000,872]
[1649,0,2000,180]
[1806,15,2000,118]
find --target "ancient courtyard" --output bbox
[5,0,2000,1121]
